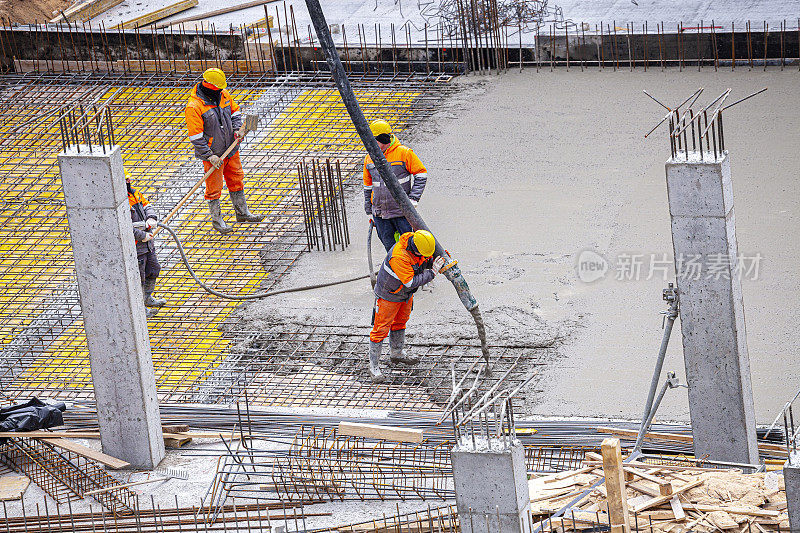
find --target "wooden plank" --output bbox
[622,466,673,495]
[113,0,199,29]
[633,479,704,513]
[626,481,661,498]
[50,0,125,22]
[670,495,686,521]
[338,422,423,443]
[544,466,599,483]
[164,437,192,448]
[245,16,274,31]
[39,438,130,470]
[0,476,30,501]
[597,427,788,455]
[601,438,631,533]
[582,459,734,473]
[155,0,280,29]
[680,504,779,518]
[161,424,190,433]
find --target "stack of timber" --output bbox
[530,451,789,532]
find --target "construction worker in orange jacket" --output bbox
[127,173,165,318]
[369,230,445,383]
[363,119,428,251]
[185,68,263,234]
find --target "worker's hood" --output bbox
[196,82,222,107]
[383,136,401,155]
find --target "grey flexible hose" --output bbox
[156,222,369,301]
[367,220,377,289]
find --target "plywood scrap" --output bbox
[525,452,789,532]
[0,475,29,501]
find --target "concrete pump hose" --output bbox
[157,223,369,300]
[367,221,377,289]
[304,0,491,371]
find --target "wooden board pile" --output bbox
[529,451,789,532]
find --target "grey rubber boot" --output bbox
[389,329,419,365]
[230,190,264,223]
[368,340,385,383]
[208,199,233,234]
[143,278,166,308]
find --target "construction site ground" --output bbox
[243,68,800,423]
[1,14,800,528]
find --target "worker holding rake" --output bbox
[185,68,263,234]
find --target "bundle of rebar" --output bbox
[0,498,314,533]
[209,426,455,503]
[297,159,350,252]
[0,438,137,514]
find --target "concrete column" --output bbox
[665,151,758,465]
[451,440,530,533]
[58,145,164,469]
[784,453,800,532]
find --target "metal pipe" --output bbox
[634,283,679,452]
[634,372,680,452]
[303,0,491,370]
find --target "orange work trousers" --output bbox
[370,296,413,343]
[203,151,245,200]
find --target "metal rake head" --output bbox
[153,467,189,480]
[243,114,259,135]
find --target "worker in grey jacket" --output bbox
[127,173,165,318]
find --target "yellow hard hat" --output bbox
[412,230,436,257]
[203,68,227,89]
[370,119,391,137]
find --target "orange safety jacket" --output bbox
[374,232,435,302]
[185,82,243,161]
[363,137,427,218]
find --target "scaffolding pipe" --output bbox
[304,0,491,370]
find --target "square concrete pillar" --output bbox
[58,145,164,469]
[665,151,759,465]
[785,453,800,532]
[451,440,530,533]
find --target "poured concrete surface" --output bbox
[417,68,799,423]
[244,67,800,424]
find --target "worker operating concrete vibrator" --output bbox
[368,230,445,383]
[127,173,165,319]
[185,68,263,234]
[363,119,428,251]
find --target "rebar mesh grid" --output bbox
[0,438,137,513]
[0,70,457,410]
[196,326,546,410]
